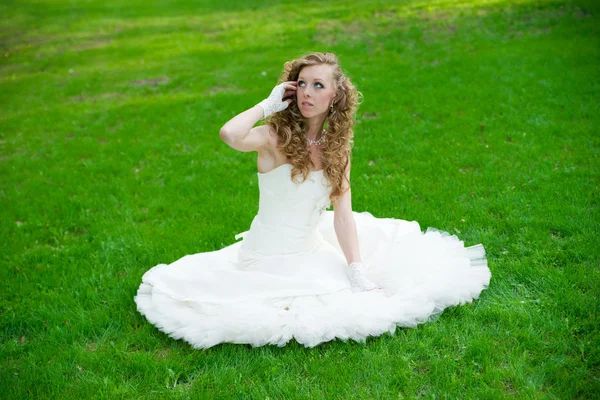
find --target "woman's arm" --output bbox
[219,82,297,149]
[333,160,361,265]
[219,105,267,152]
[334,160,381,292]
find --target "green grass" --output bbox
[1,0,598,398]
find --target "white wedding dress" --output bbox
[134,163,491,349]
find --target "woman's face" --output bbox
[296,64,336,119]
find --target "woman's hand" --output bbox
[257,81,297,119]
[346,262,381,293]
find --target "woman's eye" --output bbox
[297,81,323,88]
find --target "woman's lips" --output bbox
[301,101,313,107]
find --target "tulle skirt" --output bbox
[134,211,491,349]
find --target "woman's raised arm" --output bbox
[219,82,297,151]
[219,105,265,152]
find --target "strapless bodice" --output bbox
[235,163,333,259]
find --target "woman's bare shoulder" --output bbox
[260,124,279,149]
[253,124,279,157]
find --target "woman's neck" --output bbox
[305,115,327,140]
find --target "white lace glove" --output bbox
[257,83,292,119]
[346,261,381,293]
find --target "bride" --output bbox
[134,52,491,349]
[220,52,381,292]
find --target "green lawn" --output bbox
[1,0,598,398]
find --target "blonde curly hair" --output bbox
[266,52,362,205]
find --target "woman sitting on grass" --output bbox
[134,52,491,349]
